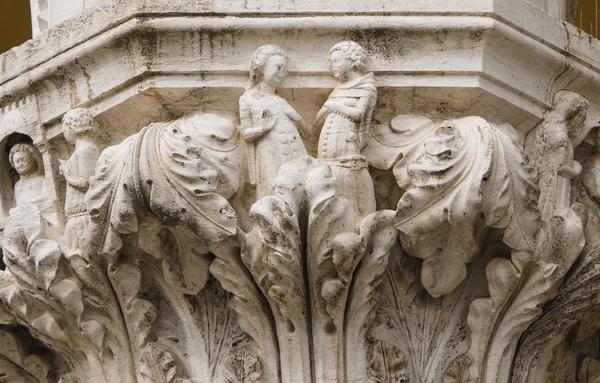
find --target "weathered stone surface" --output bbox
[1,1,600,382]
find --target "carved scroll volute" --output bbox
[369,115,541,298]
[84,112,280,383]
[468,91,589,383]
[366,113,557,383]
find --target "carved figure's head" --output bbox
[552,91,589,128]
[9,143,39,176]
[248,45,288,89]
[62,108,97,143]
[328,41,367,80]
[550,90,590,148]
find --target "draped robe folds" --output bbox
[85,113,241,256]
[317,73,377,229]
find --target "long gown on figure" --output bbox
[240,91,307,199]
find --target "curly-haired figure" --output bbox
[314,41,377,228]
[239,44,308,199]
[9,143,49,207]
[61,108,102,256]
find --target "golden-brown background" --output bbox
[0,1,598,54]
[0,1,32,54]
[578,0,600,37]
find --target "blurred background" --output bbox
[0,1,32,54]
[578,0,600,37]
[0,1,598,54]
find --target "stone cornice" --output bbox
[1,1,600,136]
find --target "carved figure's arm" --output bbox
[64,173,89,189]
[283,105,312,139]
[64,146,101,190]
[324,94,373,122]
[315,107,330,129]
[582,163,600,204]
[239,97,273,142]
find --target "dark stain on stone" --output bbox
[347,28,415,61]
[469,28,486,42]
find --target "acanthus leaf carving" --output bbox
[366,339,409,383]
[0,327,56,383]
[510,244,600,383]
[305,159,365,382]
[209,239,279,383]
[369,115,542,298]
[85,114,240,260]
[83,112,274,383]
[367,112,560,383]
[0,32,597,383]
[139,342,191,383]
[366,230,496,383]
[243,183,311,382]
[345,210,398,383]
[467,91,588,383]
[0,204,136,383]
[467,258,556,383]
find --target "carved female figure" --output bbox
[239,45,308,199]
[60,108,101,256]
[9,143,50,207]
[314,41,377,225]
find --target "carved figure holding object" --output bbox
[315,41,377,225]
[527,90,589,221]
[240,44,308,199]
[61,108,102,257]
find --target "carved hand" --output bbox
[558,159,583,179]
[261,108,278,130]
[284,105,303,123]
[64,173,90,189]
[243,126,270,141]
[58,159,66,176]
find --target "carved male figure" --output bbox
[527,90,589,221]
[9,143,50,207]
[239,44,308,199]
[314,41,377,225]
[60,108,102,256]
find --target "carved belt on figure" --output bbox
[321,155,368,170]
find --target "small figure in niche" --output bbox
[60,108,102,256]
[313,41,378,224]
[9,143,50,207]
[239,44,308,199]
